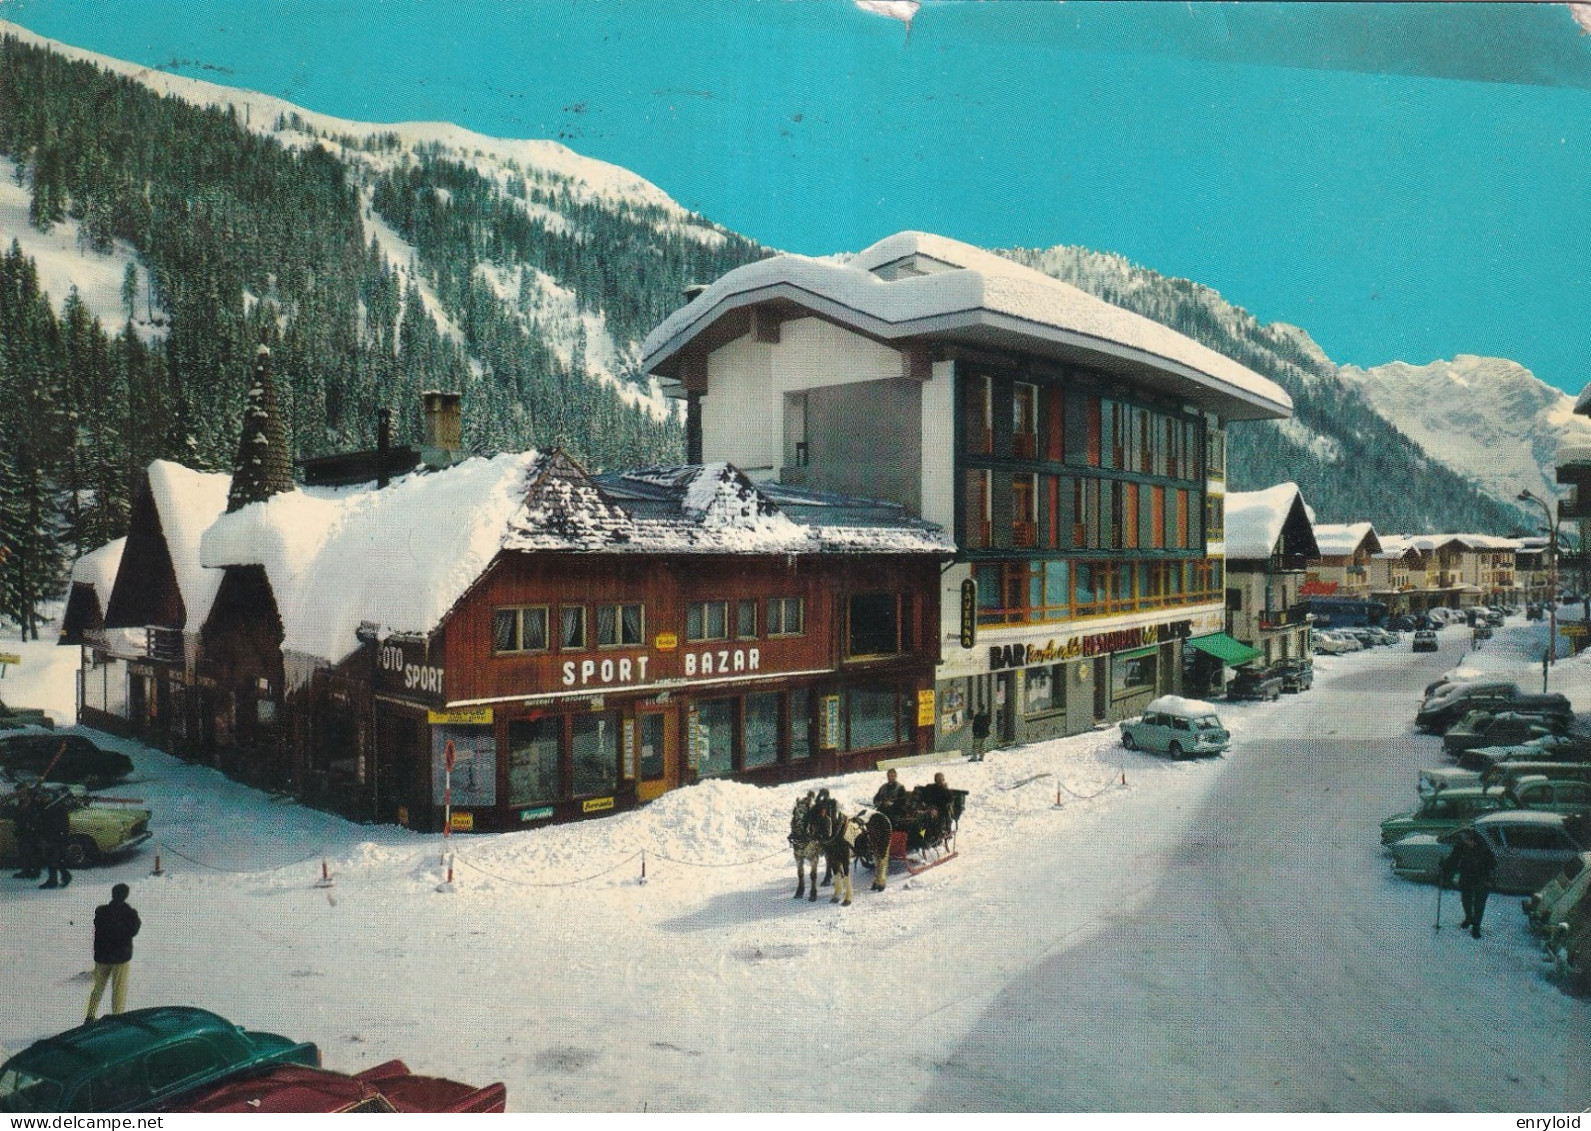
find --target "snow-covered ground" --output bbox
[2,612,1588,1112]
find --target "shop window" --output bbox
[1112,652,1157,701]
[735,599,758,639]
[687,600,729,642]
[766,597,804,637]
[744,692,780,769]
[639,714,666,781]
[848,687,905,750]
[695,699,736,777]
[788,688,812,760]
[507,716,561,805]
[493,605,549,653]
[1013,382,1038,458]
[560,606,586,650]
[432,726,496,807]
[596,603,644,648]
[1024,664,1066,716]
[571,710,620,797]
[848,593,906,658]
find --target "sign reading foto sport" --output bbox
[376,636,446,704]
[988,620,1194,671]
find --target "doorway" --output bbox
[636,709,678,803]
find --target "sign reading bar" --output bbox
[428,707,494,726]
[989,619,1194,672]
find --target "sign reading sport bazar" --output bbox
[976,609,1225,674]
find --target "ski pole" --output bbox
[1433,876,1443,932]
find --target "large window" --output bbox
[848,593,910,658]
[571,710,620,796]
[507,717,561,805]
[744,693,780,769]
[964,469,991,549]
[1012,474,1037,548]
[735,599,757,639]
[1013,382,1038,458]
[974,558,1225,624]
[687,600,729,642]
[494,606,548,653]
[1024,664,1066,716]
[788,688,812,760]
[767,597,804,637]
[848,687,908,750]
[559,606,586,650]
[695,699,735,777]
[596,603,644,648]
[1112,651,1158,701]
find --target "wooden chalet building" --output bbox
[195,451,952,830]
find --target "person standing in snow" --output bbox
[10,782,43,880]
[37,786,73,889]
[970,707,991,761]
[85,883,141,1022]
[1443,827,1496,939]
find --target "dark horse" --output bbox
[791,792,878,905]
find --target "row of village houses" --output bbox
[49,231,1560,832]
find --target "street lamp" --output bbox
[1518,489,1559,686]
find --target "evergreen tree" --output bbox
[226,345,295,512]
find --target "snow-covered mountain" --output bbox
[1338,355,1591,512]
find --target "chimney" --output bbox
[683,283,707,302]
[376,407,392,488]
[421,391,463,469]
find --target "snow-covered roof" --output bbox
[147,461,232,630]
[641,231,1292,422]
[201,451,952,666]
[1223,483,1318,561]
[1311,522,1379,559]
[69,537,126,598]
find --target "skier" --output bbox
[10,782,43,880]
[37,785,73,889]
[1443,827,1496,939]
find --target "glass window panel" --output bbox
[639,714,665,780]
[622,604,642,645]
[708,602,727,639]
[696,699,736,777]
[744,693,779,769]
[687,602,704,640]
[571,710,619,796]
[596,604,617,646]
[1075,563,1096,609]
[789,689,812,760]
[849,593,900,656]
[736,599,757,638]
[493,610,517,652]
[1044,561,1069,617]
[507,717,561,805]
[522,608,548,650]
[847,687,899,750]
[560,606,585,649]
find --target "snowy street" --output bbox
[3,615,1590,1112]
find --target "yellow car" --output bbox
[0,786,152,867]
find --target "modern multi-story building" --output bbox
[640,231,1292,753]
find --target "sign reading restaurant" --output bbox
[988,619,1195,671]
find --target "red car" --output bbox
[167,1060,506,1113]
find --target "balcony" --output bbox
[1257,605,1310,631]
[145,626,185,665]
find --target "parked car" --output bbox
[1458,728,1590,772]
[1418,767,1481,797]
[1485,609,1506,627]
[1227,666,1283,702]
[0,1007,319,1113]
[1416,683,1572,735]
[1483,761,1591,792]
[0,733,133,788]
[1279,658,1313,693]
[0,785,152,868]
[1119,696,1230,758]
[1523,851,1591,933]
[1387,810,1591,891]
[1412,629,1440,653]
[1442,710,1565,759]
[1380,787,1514,845]
[0,699,53,730]
[1390,615,1418,633]
[1472,623,1494,642]
[1507,775,1591,816]
[168,1060,507,1114]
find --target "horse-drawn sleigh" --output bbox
[789,779,966,905]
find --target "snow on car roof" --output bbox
[1145,695,1221,717]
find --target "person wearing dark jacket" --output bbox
[36,786,72,889]
[86,883,141,1021]
[873,769,907,818]
[1443,827,1497,939]
[970,709,991,761]
[10,783,42,879]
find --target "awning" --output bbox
[1186,632,1263,666]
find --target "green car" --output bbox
[0,786,152,867]
[0,1007,319,1113]
[1380,787,1514,845]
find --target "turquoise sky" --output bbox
[6,1,1591,393]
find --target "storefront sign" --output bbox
[655,632,678,651]
[449,811,474,832]
[917,688,936,727]
[684,647,760,677]
[582,796,615,813]
[428,707,494,725]
[520,806,554,822]
[988,619,1194,671]
[378,636,445,703]
[959,580,977,649]
[562,655,651,688]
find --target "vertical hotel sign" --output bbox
[960,579,977,649]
